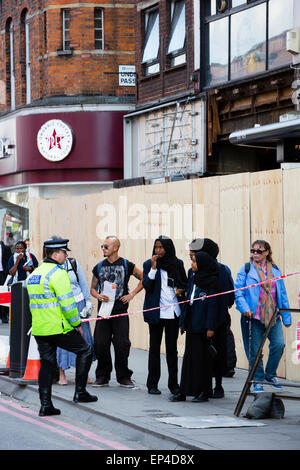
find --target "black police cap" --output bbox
[43,237,71,251]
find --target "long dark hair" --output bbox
[250,240,274,264]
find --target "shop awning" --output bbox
[229,118,300,147]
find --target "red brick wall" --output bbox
[135,0,195,106]
[0,0,135,111]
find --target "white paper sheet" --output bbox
[98,281,117,318]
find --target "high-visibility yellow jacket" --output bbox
[26,260,81,336]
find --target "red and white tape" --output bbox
[0,292,11,306]
[81,270,300,323]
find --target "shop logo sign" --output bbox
[37,119,73,162]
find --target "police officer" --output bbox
[26,237,97,417]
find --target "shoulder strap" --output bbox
[245,262,278,273]
[68,257,79,282]
[97,260,104,277]
[123,258,128,278]
[95,260,104,292]
[244,262,250,274]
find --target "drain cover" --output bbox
[156,415,265,428]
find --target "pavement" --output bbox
[1,322,300,450]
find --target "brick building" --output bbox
[0,0,135,110]
[124,0,299,183]
[0,0,135,242]
[123,0,206,182]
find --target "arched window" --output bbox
[5,18,15,110]
[25,11,31,104]
[20,10,30,105]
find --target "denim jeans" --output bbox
[249,318,285,382]
[240,315,250,360]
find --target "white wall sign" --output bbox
[119,65,136,87]
[37,119,73,162]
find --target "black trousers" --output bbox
[35,330,93,390]
[93,316,133,381]
[147,316,179,392]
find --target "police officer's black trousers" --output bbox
[35,330,93,391]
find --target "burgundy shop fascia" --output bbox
[0,109,126,187]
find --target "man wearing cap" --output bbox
[26,236,97,417]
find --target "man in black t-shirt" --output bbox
[90,236,143,388]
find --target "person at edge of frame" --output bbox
[0,240,12,323]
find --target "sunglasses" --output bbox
[250,249,266,255]
[101,244,109,249]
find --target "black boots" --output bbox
[39,387,61,417]
[73,388,98,403]
[39,385,97,415]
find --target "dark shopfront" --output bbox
[229,116,300,168]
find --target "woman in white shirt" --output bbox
[142,236,187,395]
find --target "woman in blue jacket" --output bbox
[235,240,291,393]
[171,251,219,403]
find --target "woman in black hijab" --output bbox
[170,251,219,402]
[142,236,187,395]
[153,236,187,291]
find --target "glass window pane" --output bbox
[230,3,266,80]
[94,9,103,50]
[268,0,293,69]
[95,19,102,29]
[168,1,186,54]
[142,10,159,63]
[210,1,216,15]
[207,17,229,86]
[95,9,102,18]
[145,63,160,75]
[231,0,246,7]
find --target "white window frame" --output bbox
[62,9,70,51]
[167,0,186,56]
[142,8,160,75]
[94,8,104,50]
